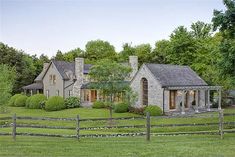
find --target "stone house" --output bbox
[23,56,221,113]
[23,56,138,107]
[130,63,222,114]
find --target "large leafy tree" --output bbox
[84,40,117,62]
[191,21,212,39]
[212,0,235,89]
[0,64,16,105]
[89,59,131,119]
[0,43,39,93]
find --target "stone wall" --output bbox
[130,64,164,109]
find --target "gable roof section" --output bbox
[50,60,92,80]
[145,63,207,87]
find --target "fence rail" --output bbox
[0,110,235,141]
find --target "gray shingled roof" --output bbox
[52,60,92,80]
[22,82,43,90]
[145,63,207,87]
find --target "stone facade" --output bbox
[130,63,207,113]
[73,58,84,98]
[130,64,164,109]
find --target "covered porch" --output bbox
[22,82,43,96]
[163,85,222,114]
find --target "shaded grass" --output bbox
[0,134,235,157]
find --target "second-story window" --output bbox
[49,75,56,85]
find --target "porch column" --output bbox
[207,90,210,111]
[195,90,199,113]
[30,90,33,96]
[181,90,185,114]
[218,89,222,110]
[37,90,39,94]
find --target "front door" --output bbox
[91,90,97,102]
[169,90,177,109]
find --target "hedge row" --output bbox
[8,94,80,111]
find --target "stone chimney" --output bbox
[73,58,84,97]
[129,56,138,80]
[43,63,49,71]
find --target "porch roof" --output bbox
[164,85,222,90]
[22,82,43,90]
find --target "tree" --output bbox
[63,48,83,62]
[88,59,131,120]
[191,21,212,39]
[84,40,117,62]
[135,44,152,65]
[212,0,235,89]
[0,43,39,93]
[118,43,136,62]
[0,64,16,105]
[54,50,65,61]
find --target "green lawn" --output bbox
[0,107,235,135]
[0,134,235,157]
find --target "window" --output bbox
[46,90,49,99]
[69,90,73,97]
[49,75,56,85]
[141,78,148,106]
[83,90,90,102]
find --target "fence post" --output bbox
[146,112,150,141]
[219,110,224,139]
[77,115,80,140]
[12,113,16,141]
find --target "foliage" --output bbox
[92,101,106,109]
[64,97,80,108]
[25,96,32,108]
[190,21,212,39]
[14,95,28,107]
[0,64,16,105]
[212,0,235,89]
[89,59,131,102]
[8,94,22,106]
[0,43,48,94]
[45,96,65,111]
[114,102,129,113]
[28,94,47,109]
[84,40,117,62]
[144,105,162,116]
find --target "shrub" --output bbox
[14,95,28,107]
[64,97,80,108]
[129,106,145,115]
[45,96,65,111]
[8,94,22,106]
[114,102,129,113]
[92,101,106,109]
[28,94,47,109]
[144,105,162,116]
[25,97,32,108]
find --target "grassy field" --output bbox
[0,134,235,157]
[0,107,235,135]
[0,107,235,157]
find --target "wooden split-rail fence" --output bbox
[0,110,235,141]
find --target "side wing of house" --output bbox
[130,64,164,109]
[42,62,64,98]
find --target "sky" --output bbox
[0,0,225,57]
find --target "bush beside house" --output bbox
[14,95,28,107]
[144,105,162,116]
[27,94,47,109]
[8,94,22,106]
[45,96,65,111]
[64,97,80,108]
[92,101,106,109]
[114,103,129,113]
